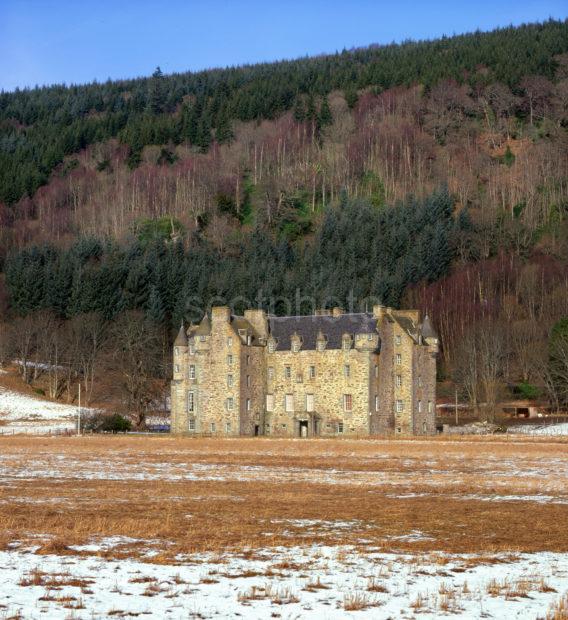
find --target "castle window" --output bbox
[268,340,275,353]
[268,367,274,379]
[188,419,195,431]
[187,391,195,413]
[309,365,316,379]
[227,337,233,347]
[246,375,251,387]
[189,344,195,355]
[396,335,401,346]
[343,337,351,351]
[396,353,402,365]
[265,424,270,434]
[337,422,344,434]
[246,398,251,411]
[175,364,180,373]
[418,375,422,387]
[266,394,274,412]
[396,427,402,433]
[285,394,294,412]
[374,365,379,378]
[282,424,287,429]
[396,374,402,387]
[422,421,427,433]
[247,335,252,346]
[175,347,179,356]
[418,400,422,413]
[284,366,291,379]
[226,422,231,433]
[317,340,325,352]
[306,394,315,412]
[200,335,206,342]
[227,397,234,410]
[396,399,404,412]
[296,373,303,383]
[344,365,350,378]
[210,422,216,432]
[227,354,233,365]
[375,395,379,411]
[343,394,353,412]
[227,374,233,387]
[367,334,373,341]
[428,400,433,413]
[292,342,300,352]
[246,355,251,365]
[189,365,196,380]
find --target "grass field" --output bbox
[1,435,568,618]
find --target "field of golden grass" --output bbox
[1,434,568,562]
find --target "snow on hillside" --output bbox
[0,386,88,435]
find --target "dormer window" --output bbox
[342,335,352,351]
[238,329,246,339]
[292,342,300,352]
[247,335,252,346]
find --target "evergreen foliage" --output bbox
[4,189,464,324]
[0,20,566,205]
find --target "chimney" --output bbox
[244,309,268,339]
[211,306,231,324]
[373,304,386,321]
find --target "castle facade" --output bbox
[171,306,438,437]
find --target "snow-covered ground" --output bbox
[509,422,568,436]
[0,386,87,434]
[1,540,567,619]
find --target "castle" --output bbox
[171,306,438,437]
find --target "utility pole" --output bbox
[77,383,81,436]
[455,387,459,426]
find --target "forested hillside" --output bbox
[1,20,568,419]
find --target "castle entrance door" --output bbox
[299,420,309,438]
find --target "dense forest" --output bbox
[1,20,567,420]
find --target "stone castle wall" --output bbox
[171,306,437,437]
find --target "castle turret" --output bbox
[421,315,439,353]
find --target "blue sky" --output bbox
[1,0,566,92]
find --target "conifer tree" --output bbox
[319,98,333,127]
[147,66,166,115]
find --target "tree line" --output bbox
[4,189,461,325]
[1,19,566,206]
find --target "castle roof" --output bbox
[421,314,438,340]
[174,323,187,346]
[267,313,378,351]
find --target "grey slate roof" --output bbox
[421,314,438,340]
[268,313,378,350]
[174,323,187,346]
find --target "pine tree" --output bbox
[147,66,166,115]
[146,284,165,324]
[293,98,305,122]
[319,97,333,127]
[215,106,234,144]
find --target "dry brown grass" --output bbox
[1,435,568,562]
